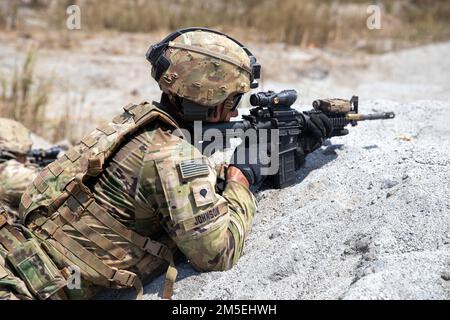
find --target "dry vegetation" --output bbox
[0,49,50,132]
[0,48,72,143]
[2,0,450,51]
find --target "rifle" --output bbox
[1,146,62,167]
[0,150,17,164]
[27,146,62,167]
[202,89,395,189]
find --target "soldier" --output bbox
[0,118,39,223]
[0,28,331,300]
[0,118,40,300]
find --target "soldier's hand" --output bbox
[226,166,250,188]
[296,112,333,169]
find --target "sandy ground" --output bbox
[1,32,449,299]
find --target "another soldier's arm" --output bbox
[148,141,256,272]
[0,161,39,222]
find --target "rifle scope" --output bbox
[250,90,298,107]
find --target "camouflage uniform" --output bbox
[0,118,40,299]
[0,30,257,300]
[0,118,39,223]
[93,119,256,272]
[0,160,39,221]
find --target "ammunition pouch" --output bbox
[6,238,66,300]
[0,211,66,300]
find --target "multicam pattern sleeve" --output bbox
[143,128,257,272]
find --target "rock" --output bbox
[355,238,371,253]
[363,252,377,261]
[441,271,450,281]
[386,189,400,198]
[269,228,287,240]
[382,177,399,189]
[399,135,413,141]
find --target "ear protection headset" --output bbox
[145,27,261,89]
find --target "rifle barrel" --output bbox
[346,112,395,121]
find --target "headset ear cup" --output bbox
[146,42,167,64]
[250,62,261,88]
[153,56,171,81]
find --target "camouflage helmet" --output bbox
[146,28,260,118]
[0,118,32,155]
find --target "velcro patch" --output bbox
[181,202,228,231]
[33,175,49,193]
[65,149,81,162]
[48,161,64,177]
[97,124,117,136]
[191,182,215,207]
[123,103,137,112]
[81,135,97,148]
[130,103,153,123]
[178,158,209,180]
[112,113,131,124]
[21,193,33,210]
